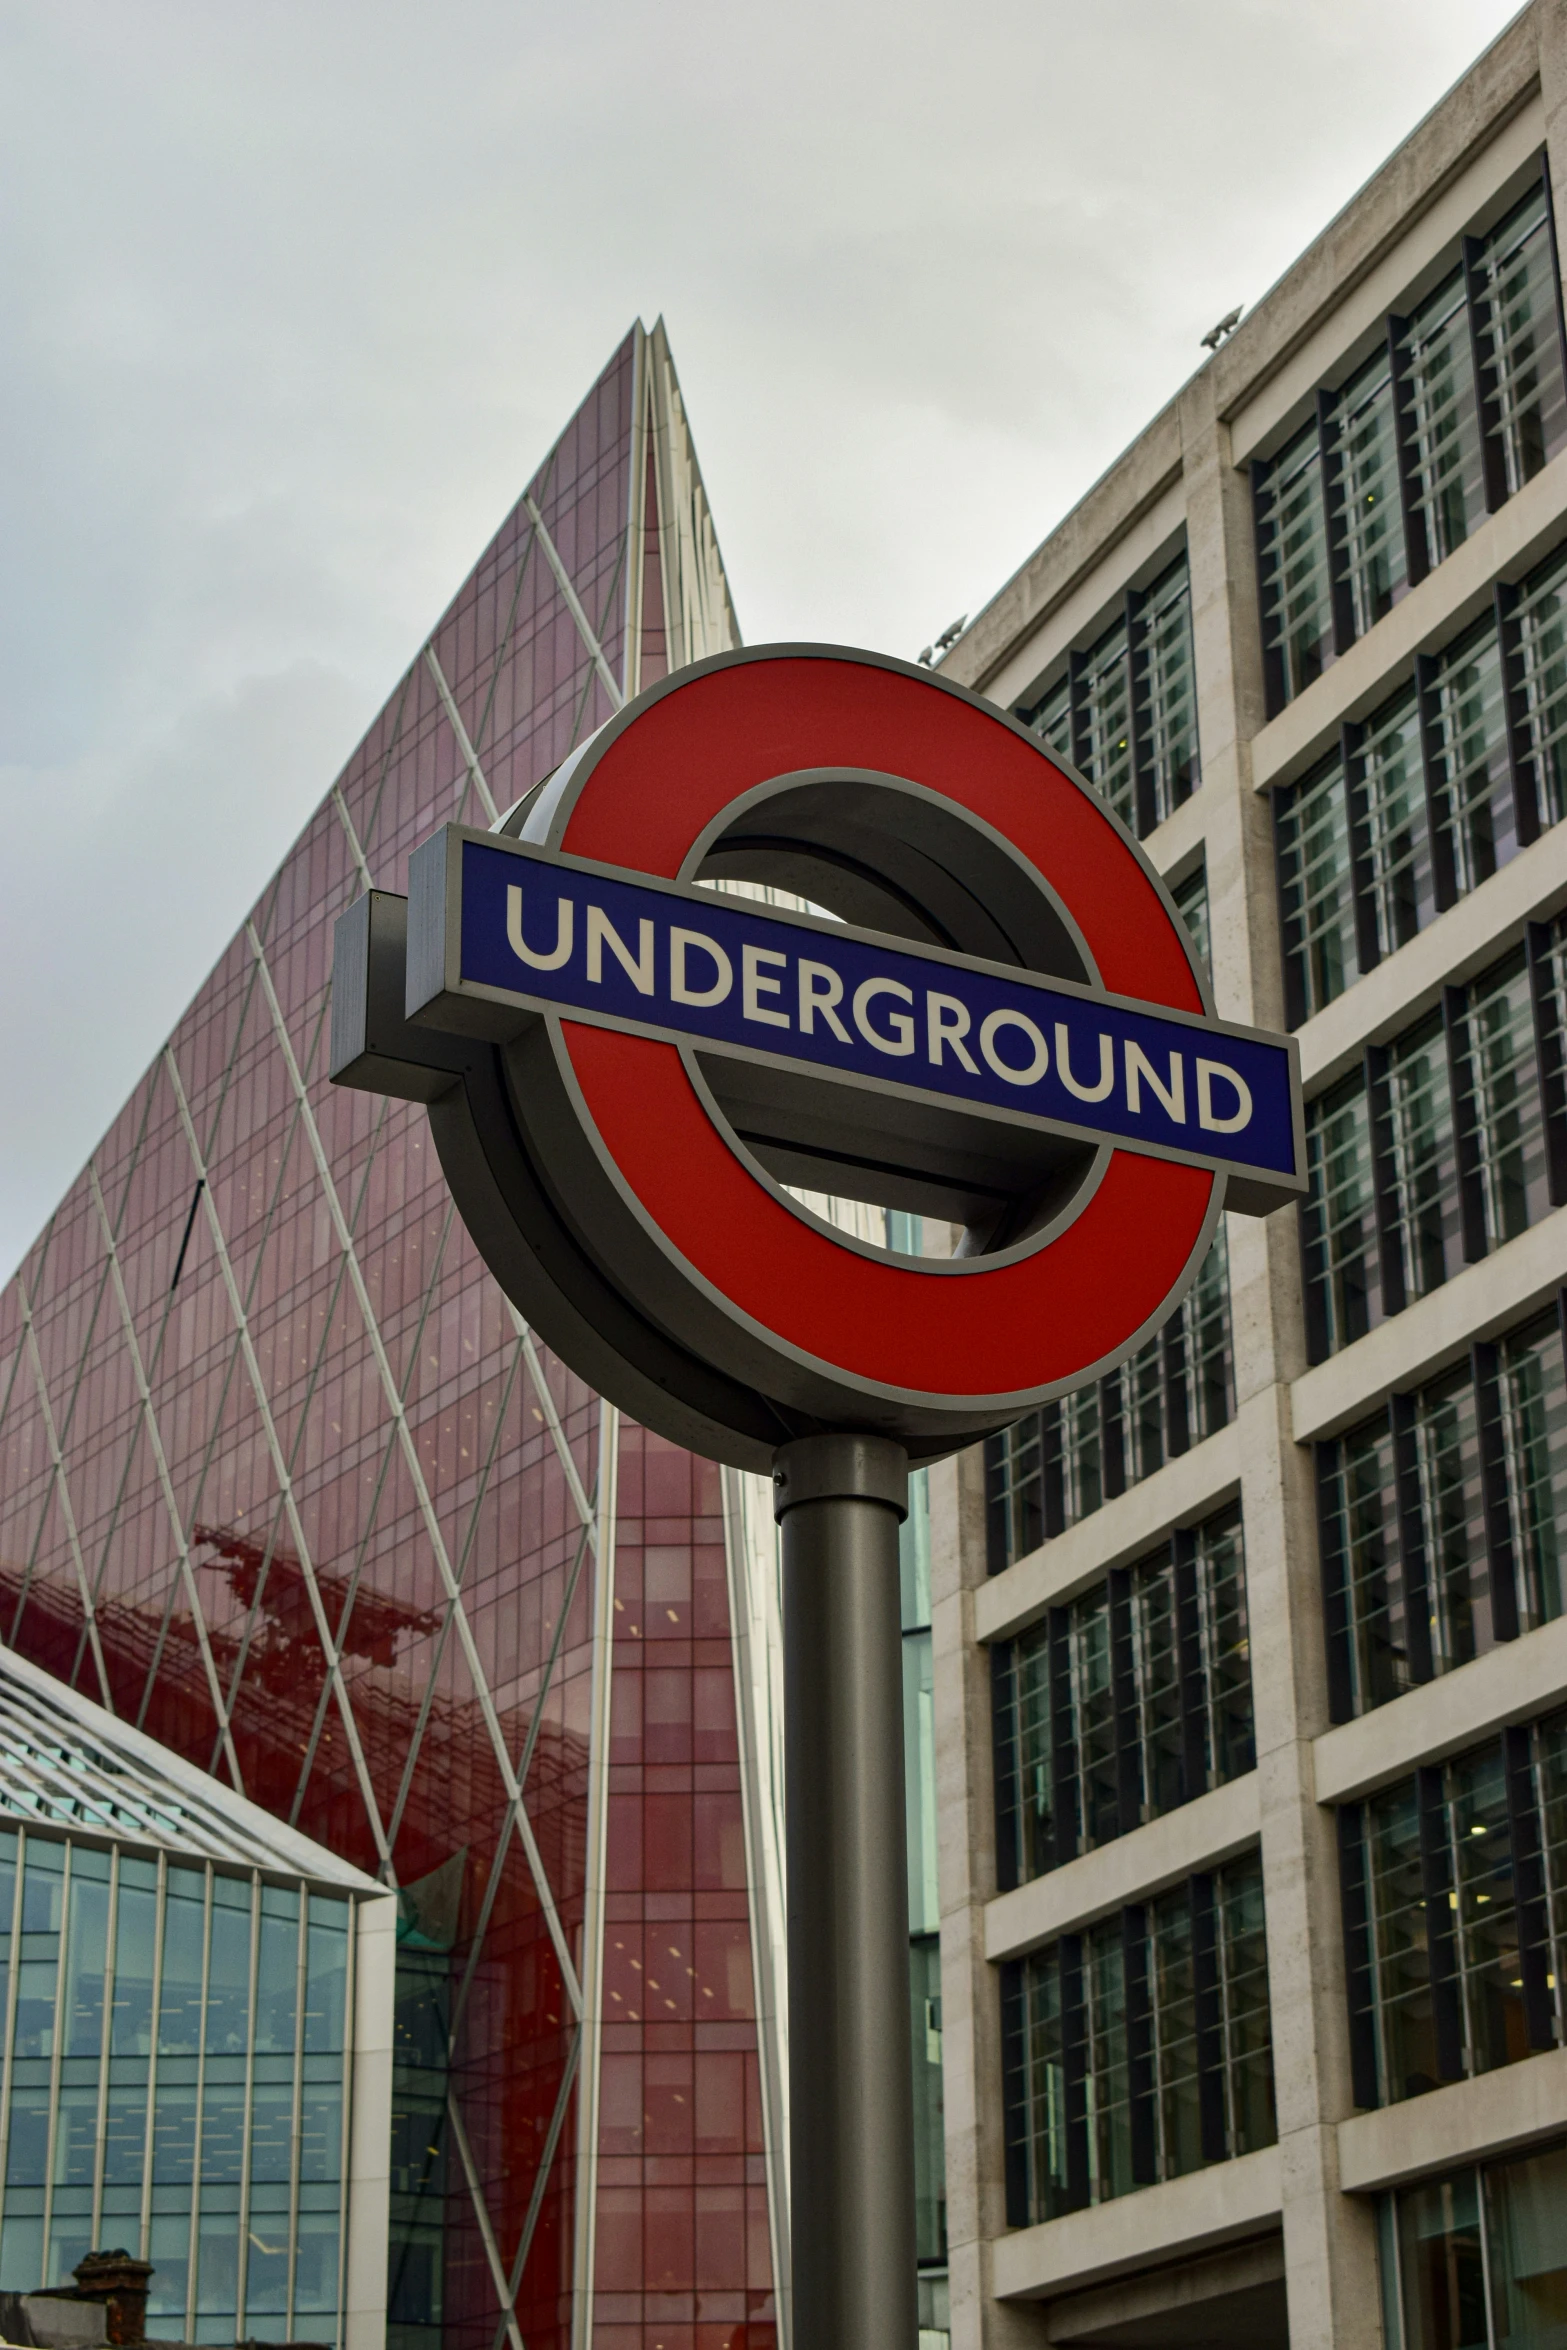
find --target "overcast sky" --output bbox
[0,0,1526,1279]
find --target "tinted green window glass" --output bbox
[1023,678,1071,762]
[1495,1312,1567,1629]
[1462,948,1548,1248]
[1398,2169,1488,2350]
[1359,686,1434,954]
[1305,1072,1381,1356]
[1322,1417,1413,1713]
[908,1934,945,2264]
[1386,1013,1459,1303]
[1514,541,1567,828]
[1140,556,1200,820]
[1366,1781,1439,2102]
[1430,618,1517,893]
[1278,755,1357,1019]
[1077,618,1136,832]
[1258,421,1334,705]
[1414,1364,1493,1671]
[158,1872,207,2056]
[1338,350,1408,634]
[1171,864,1209,980]
[1476,183,1567,494]
[1402,269,1486,566]
[304,1898,349,2054]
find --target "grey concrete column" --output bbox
[1180,367,1383,2350]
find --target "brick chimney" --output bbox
[70,2253,153,2347]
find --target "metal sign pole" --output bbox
[773,1432,918,2350]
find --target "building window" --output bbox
[1256,421,1335,708]
[1273,536,1567,1029]
[993,1505,1252,1889]
[1339,1710,1567,2109]
[0,1828,352,2344]
[1379,2137,1567,2350]
[1303,1073,1382,1355]
[1358,686,1434,960]
[1276,749,1360,1022]
[1001,1853,1274,2225]
[1171,863,1210,980]
[1475,180,1567,499]
[985,1228,1233,1571]
[1400,266,1487,571]
[1254,157,1567,716]
[1338,347,1410,637]
[1300,925,1567,1362]
[1318,1304,1567,1719]
[1426,615,1517,895]
[1018,552,1200,841]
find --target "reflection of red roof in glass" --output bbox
[0,326,772,2350]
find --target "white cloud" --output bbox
[0,0,1528,1273]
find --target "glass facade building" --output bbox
[0,1640,391,2347]
[0,324,807,2350]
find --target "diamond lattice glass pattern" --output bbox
[0,330,770,2350]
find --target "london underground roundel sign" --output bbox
[330,646,1304,1472]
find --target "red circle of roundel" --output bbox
[554,652,1215,1405]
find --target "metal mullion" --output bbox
[423,645,501,825]
[351,664,418,872]
[1317,1441,1356,1723]
[283,1197,458,1829]
[185,1863,214,2347]
[1461,235,1509,515]
[520,490,626,715]
[1416,1765,1464,2082]
[1099,1370,1125,1502]
[218,1048,391,1782]
[1337,1806,1379,2108]
[1317,388,1357,658]
[0,1829,28,2244]
[381,1335,530,1860]
[1049,1612,1078,1871]
[40,1842,74,2279]
[1343,721,1381,977]
[285,1891,307,2338]
[1471,1341,1520,1642]
[513,1314,597,1534]
[234,1873,260,2340]
[1416,653,1460,912]
[1172,1530,1206,1799]
[91,1848,119,2247]
[139,1851,166,2261]
[1390,1393,1436,1685]
[1532,1715,1567,2045]
[1386,314,1430,587]
[86,1165,243,1782]
[1495,580,1540,845]
[564,530,631,754]
[1525,921,1567,1207]
[1122,1905,1155,2189]
[333,1898,356,2350]
[1443,983,1489,1262]
[1189,1873,1225,2164]
[1538,148,1567,408]
[161,1052,393,1868]
[329,784,374,898]
[1271,781,1309,1035]
[1161,1300,1190,1461]
[487,2025,583,2350]
[1124,587,1156,838]
[1366,1045,1407,1318]
[447,1504,596,2051]
[446,2088,526,2350]
[1067,650,1091,777]
[15,1279,113,1705]
[243,936,582,2000]
[1106,1568,1140,1837]
[1251,457,1286,720]
[1501,1727,1554,2051]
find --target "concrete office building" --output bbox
[930,7,1567,2346]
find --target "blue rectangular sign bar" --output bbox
[436,833,1303,1189]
